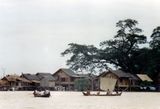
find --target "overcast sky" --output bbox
[0,0,159,76]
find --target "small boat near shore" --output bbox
[82,78,122,96]
[33,90,51,97]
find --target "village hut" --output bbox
[21,73,40,90]
[53,68,83,91]
[98,69,139,91]
[1,75,31,91]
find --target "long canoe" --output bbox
[82,91,122,96]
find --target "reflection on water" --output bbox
[0,91,159,109]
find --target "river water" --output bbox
[0,91,159,109]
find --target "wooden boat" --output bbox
[82,78,122,96]
[82,91,122,96]
[33,90,51,97]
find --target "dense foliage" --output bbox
[61,19,160,82]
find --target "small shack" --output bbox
[136,74,153,82]
[136,74,155,91]
[21,73,40,90]
[98,69,139,91]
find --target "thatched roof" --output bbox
[2,75,31,83]
[109,70,131,78]
[99,69,139,80]
[0,80,8,85]
[136,74,153,82]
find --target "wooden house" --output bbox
[21,73,40,90]
[53,68,82,91]
[0,80,9,90]
[1,75,31,90]
[98,70,139,91]
[36,72,55,90]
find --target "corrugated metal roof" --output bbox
[61,68,80,77]
[22,74,40,81]
[54,68,81,77]
[36,72,56,81]
[136,74,153,82]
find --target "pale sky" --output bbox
[0,0,160,76]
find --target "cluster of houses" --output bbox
[0,68,157,91]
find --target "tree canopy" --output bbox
[61,19,160,82]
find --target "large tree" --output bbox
[149,26,160,80]
[99,19,147,73]
[62,19,147,74]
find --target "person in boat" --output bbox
[97,91,100,95]
[116,90,119,94]
[34,90,41,95]
[33,90,36,95]
[44,89,50,95]
[106,89,111,95]
[86,90,90,95]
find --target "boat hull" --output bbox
[33,92,50,97]
[82,91,122,96]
